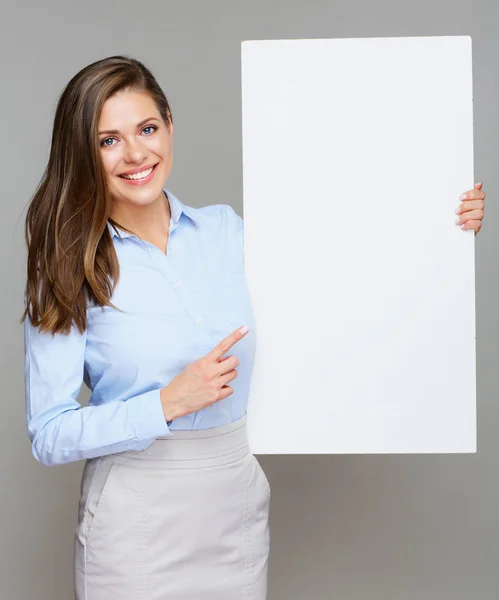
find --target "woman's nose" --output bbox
[123,139,147,163]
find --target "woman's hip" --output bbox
[74,415,271,599]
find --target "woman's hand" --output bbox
[456,182,486,235]
[160,325,249,422]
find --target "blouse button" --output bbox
[196,318,204,325]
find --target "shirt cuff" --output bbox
[127,388,172,443]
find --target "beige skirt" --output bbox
[73,415,270,599]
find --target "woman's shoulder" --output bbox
[199,203,241,222]
[178,200,242,232]
[196,204,243,243]
[166,190,243,244]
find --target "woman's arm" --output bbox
[24,313,172,466]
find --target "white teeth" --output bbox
[120,166,154,180]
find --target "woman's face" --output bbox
[98,89,173,211]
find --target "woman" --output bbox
[22,55,486,600]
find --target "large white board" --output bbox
[241,36,475,454]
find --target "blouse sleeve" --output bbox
[24,309,172,466]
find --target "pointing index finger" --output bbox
[208,325,249,361]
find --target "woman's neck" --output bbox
[110,190,171,241]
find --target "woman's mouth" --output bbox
[118,163,159,185]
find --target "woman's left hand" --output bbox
[456,182,486,235]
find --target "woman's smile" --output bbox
[118,162,159,185]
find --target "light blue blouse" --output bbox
[24,189,256,466]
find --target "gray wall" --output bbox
[2,0,498,598]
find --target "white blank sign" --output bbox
[241,36,476,454]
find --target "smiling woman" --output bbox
[21,55,269,600]
[98,90,175,240]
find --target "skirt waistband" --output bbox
[100,414,249,469]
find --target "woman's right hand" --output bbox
[159,325,249,422]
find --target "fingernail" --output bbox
[455,206,461,214]
[455,217,461,225]
[460,224,466,229]
[239,325,249,334]
[460,193,467,200]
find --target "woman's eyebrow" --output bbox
[98,117,160,136]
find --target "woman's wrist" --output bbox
[160,386,176,423]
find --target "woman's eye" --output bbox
[100,125,157,147]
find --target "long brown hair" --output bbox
[21,55,173,336]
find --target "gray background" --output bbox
[2,0,498,598]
